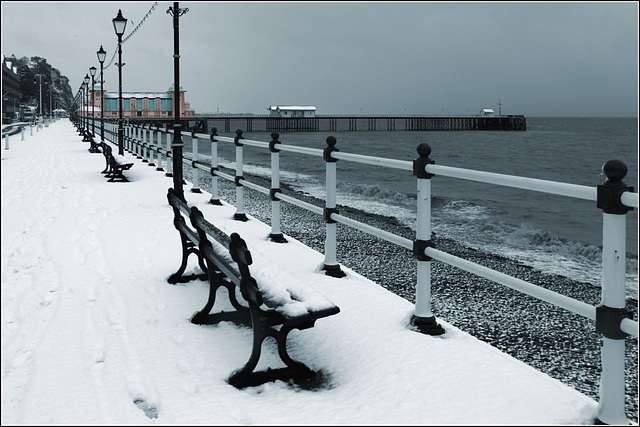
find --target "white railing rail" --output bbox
[87,117,637,424]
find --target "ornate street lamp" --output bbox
[89,66,97,140]
[97,46,107,145]
[113,9,127,155]
[167,2,188,201]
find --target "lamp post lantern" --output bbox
[89,66,97,139]
[167,2,189,201]
[97,46,106,145]
[113,9,127,156]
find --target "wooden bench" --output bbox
[167,188,340,388]
[88,137,102,154]
[101,143,134,183]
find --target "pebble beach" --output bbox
[190,167,638,422]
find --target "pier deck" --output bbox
[128,114,527,133]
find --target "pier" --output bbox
[126,114,527,133]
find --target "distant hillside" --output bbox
[4,55,74,114]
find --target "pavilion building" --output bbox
[87,84,195,118]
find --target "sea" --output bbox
[185,117,638,298]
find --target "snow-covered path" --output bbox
[2,121,598,424]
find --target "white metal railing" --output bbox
[5,119,55,150]
[87,117,637,424]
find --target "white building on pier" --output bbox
[269,105,316,118]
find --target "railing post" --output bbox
[142,124,149,163]
[233,129,248,221]
[30,124,33,136]
[411,143,444,335]
[138,124,144,159]
[125,123,130,151]
[155,127,164,171]
[269,132,287,243]
[209,128,222,205]
[147,125,156,167]
[4,133,9,150]
[133,124,139,158]
[131,124,135,154]
[191,130,201,193]
[595,159,634,425]
[322,136,345,277]
[165,123,173,177]
[21,127,24,141]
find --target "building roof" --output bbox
[269,105,316,111]
[104,92,172,99]
[480,108,495,113]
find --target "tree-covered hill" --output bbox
[5,55,74,114]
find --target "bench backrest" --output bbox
[166,188,339,321]
[167,188,262,306]
[103,144,118,165]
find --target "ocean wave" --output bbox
[336,182,416,206]
[503,225,603,264]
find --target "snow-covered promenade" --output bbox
[2,121,600,424]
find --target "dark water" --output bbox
[182,117,638,296]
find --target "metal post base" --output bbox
[233,212,248,222]
[410,315,445,336]
[322,264,346,278]
[269,233,288,244]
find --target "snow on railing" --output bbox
[86,116,637,424]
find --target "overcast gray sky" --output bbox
[2,1,638,116]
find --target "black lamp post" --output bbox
[35,74,45,123]
[89,66,97,138]
[113,9,127,156]
[167,2,188,201]
[83,74,91,141]
[81,82,86,138]
[76,89,82,133]
[80,86,85,131]
[97,46,106,144]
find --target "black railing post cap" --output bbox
[234,129,244,146]
[269,132,281,152]
[602,160,627,182]
[417,143,432,157]
[326,136,337,147]
[597,159,633,214]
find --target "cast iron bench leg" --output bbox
[168,230,208,284]
[190,271,251,326]
[228,311,314,388]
